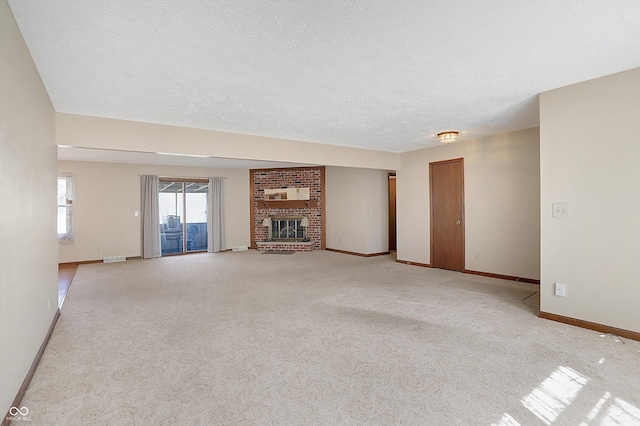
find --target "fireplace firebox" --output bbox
[269,216,307,241]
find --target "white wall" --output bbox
[397,128,540,280]
[0,0,58,415]
[326,167,389,254]
[57,161,250,263]
[540,68,640,332]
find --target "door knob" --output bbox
[455,220,461,225]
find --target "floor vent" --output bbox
[103,256,126,263]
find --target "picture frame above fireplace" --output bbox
[264,187,310,201]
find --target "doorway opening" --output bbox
[388,174,396,251]
[159,179,208,255]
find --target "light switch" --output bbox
[134,211,139,217]
[552,203,568,219]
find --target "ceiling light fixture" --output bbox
[437,131,459,144]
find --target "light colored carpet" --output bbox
[20,251,640,425]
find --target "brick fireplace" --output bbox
[250,166,325,252]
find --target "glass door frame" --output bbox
[159,178,209,255]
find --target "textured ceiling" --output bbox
[8,0,640,153]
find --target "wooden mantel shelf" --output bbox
[258,200,318,209]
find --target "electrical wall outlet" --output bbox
[555,283,566,297]
[552,202,569,219]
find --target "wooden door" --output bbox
[388,175,396,251]
[430,159,464,271]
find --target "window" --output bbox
[57,174,74,245]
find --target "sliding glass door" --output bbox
[159,179,208,255]
[184,182,209,252]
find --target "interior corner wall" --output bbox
[396,128,540,280]
[57,161,250,263]
[0,0,58,415]
[540,68,640,333]
[326,166,389,254]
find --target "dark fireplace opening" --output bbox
[270,216,306,242]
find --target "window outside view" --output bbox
[57,175,74,244]
[159,181,208,254]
